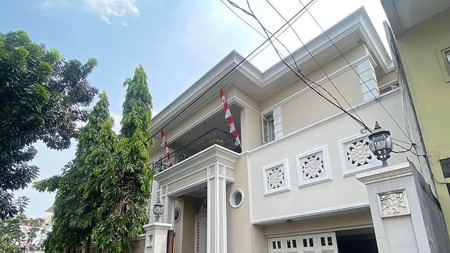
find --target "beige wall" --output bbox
[263,211,373,236]
[396,6,450,235]
[248,92,419,222]
[282,70,361,135]
[180,196,203,253]
[230,86,262,151]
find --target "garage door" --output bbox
[268,232,338,253]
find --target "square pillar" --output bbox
[357,162,450,253]
[143,222,172,253]
[357,55,380,101]
[207,163,228,253]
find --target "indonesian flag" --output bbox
[161,130,172,167]
[219,89,241,146]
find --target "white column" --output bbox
[144,223,172,253]
[358,57,379,101]
[357,162,450,253]
[273,106,283,140]
[207,163,228,253]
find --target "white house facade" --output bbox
[144,8,449,253]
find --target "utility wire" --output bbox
[227,0,371,132]
[147,1,321,147]
[264,0,366,128]
[219,0,266,38]
[298,0,414,143]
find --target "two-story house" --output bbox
[145,8,449,253]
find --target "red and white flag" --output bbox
[161,130,173,167]
[219,89,241,147]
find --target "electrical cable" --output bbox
[298,0,414,143]
[219,0,266,39]
[264,0,366,129]
[227,0,371,132]
[146,1,320,149]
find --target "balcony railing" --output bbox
[153,128,241,173]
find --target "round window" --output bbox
[229,189,244,208]
[174,207,181,223]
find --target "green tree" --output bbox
[36,93,116,253]
[0,214,25,252]
[0,214,43,252]
[0,30,98,219]
[94,65,153,252]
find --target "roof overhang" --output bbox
[381,0,450,35]
[151,7,392,134]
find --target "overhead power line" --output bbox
[146,0,320,146]
[264,0,366,129]
[297,0,414,143]
[227,0,371,132]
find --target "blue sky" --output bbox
[0,0,388,218]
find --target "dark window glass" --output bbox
[440,158,450,178]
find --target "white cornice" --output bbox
[356,162,413,185]
[251,202,370,225]
[151,7,392,134]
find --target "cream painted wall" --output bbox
[260,43,367,113]
[282,70,361,135]
[248,92,419,222]
[263,211,373,236]
[227,155,253,253]
[396,6,450,236]
[180,196,203,253]
[229,86,262,150]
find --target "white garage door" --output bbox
[268,232,338,253]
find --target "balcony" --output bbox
[153,128,242,173]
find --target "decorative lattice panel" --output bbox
[345,137,376,168]
[339,134,381,176]
[263,160,290,196]
[296,146,331,187]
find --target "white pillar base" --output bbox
[143,222,172,253]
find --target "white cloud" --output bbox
[39,0,139,25]
[83,0,139,24]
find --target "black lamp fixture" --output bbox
[153,199,164,222]
[368,121,393,167]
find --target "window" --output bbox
[263,112,275,143]
[229,189,244,208]
[268,233,338,253]
[174,207,181,222]
[440,158,450,178]
[437,46,450,83]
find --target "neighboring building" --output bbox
[146,8,449,253]
[43,205,54,227]
[381,0,450,235]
